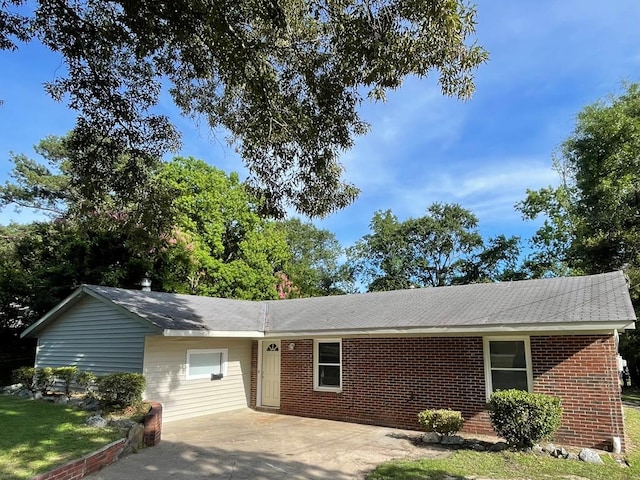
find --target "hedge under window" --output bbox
[314,340,341,392]
[186,349,228,380]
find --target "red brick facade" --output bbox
[251,334,625,451]
[531,335,625,451]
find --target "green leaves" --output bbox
[488,389,563,449]
[4,0,487,217]
[348,202,523,291]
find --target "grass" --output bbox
[622,386,640,404]
[0,395,124,480]
[367,407,640,480]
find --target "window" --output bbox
[186,349,228,380]
[314,339,341,392]
[483,337,532,399]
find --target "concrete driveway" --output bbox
[86,409,450,479]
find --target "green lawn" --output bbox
[368,407,640,480]
[0,395,123,480]
[622,386,640,404]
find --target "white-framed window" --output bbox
[186,348,228,380]
[483,337,533,400]
[314,339,342,392]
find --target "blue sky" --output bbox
[1,0,639,254]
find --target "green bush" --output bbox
[417,409,464,436]
[76,370,97,395]
[488,389,563,449]
[11,366,35,390]
[97,372,146,409]
[34,367,57,394]
[53,366,78,396]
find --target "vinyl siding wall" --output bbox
[35,296,159,375]
[143,336,252,423]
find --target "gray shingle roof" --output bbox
[266,271,636,332]
[78,271,635,335]
[85,285,266,332]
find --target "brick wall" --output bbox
[531,335,625,451]
[143,401,163,446]
[253,334,625,451]
[31,439,126,480]
[278,337,490,433]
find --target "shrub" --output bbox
[488,389,563,449]
[34,367,57,394]
[417,409,464,436]
[97,372,146,409]
[53,366,78,396]
[76,370,97,395]
[11,366,35,390]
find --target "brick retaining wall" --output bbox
[31,401,163,480]
[31,439,126,480]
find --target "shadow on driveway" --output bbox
[86,409,451,479]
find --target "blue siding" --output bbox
[36,296,159,375]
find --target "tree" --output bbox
[517,83,640,382]
[276,218,352,297]
[348,203,523,291]
[1,0,487,217]
[155,157,290,299]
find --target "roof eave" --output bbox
[163,329,265,338]
[20,286,88,338]
[265,320,636,339]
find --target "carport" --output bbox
[86,409,448,479]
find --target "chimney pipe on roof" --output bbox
[140,276,152,292]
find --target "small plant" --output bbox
[76,370,97,396]
[53,366,78,396]
[11,366,35,390]
[417,409,464,436]
[97,372,146,409]
[488,389,563,449]
[34,367,56,394]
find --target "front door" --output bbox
[261,340,281,407]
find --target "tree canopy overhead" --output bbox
[2,0,487,217]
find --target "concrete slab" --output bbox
[86,409,450,479]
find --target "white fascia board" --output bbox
[266,321,635,339]
[20,286,85,338]
[163,329,264,338]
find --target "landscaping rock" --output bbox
[441,435,464,445]
[2,383,23,394]
[15,388,32,398]
[579,448,604,464]
[531,444,545,455]
[33,392,43,400]
[86,415,108,428]
[120,423,145,457]
[489,442,509,452]
[80,397,100,411]
[467,442,486,451]
[542,443,556,454]
[422,432,441,443]
[110,418,138,429]
[567,452,579,461]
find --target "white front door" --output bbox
[261,340,281,407]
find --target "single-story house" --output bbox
[22,271,636,451]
